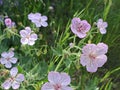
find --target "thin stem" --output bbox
[55,56,64,71]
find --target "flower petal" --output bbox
[99,28,106,34]
[21,38,28,44]
[60,73,71,86]
[48,71,61,84]
[5,62,12,68]
[41,82,54,90]
[20,30,27,37]
[96,55,107,67]
[2,79,12,90]
[25,27,31,35]
[0,58,7,64]
[97,43,108,55]
[80,54,89,66]
[1,52,8,58]
[10,57,17,64]
[86,62,98,73]
[12,81,20,89]
[30,34,38,40]
[61,86,73,90]
[8,51,14,58]
[41,21,48,27]
[28,40,35,45]
[41,16,48,21]
[16,74,25,82]
[10,67,18,77]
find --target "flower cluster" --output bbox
[2,67,25,89]
[0,50,17,68]
[41,71,73,90]
[4,18,16,28]
[20,27,38,45]
[80,43,108,72]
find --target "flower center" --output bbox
[54,84,61,90]
[89,53,96,60]
[6,57,10,61]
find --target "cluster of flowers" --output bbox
[1,12,108,89]
[0,50,25,89]
[71,17,108,72]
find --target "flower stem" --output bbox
[55,56,64,71]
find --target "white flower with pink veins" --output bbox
[20,27,38,45]
[0,51,17,68]
[80,43,108,72]
[2,67,25,90]
[41,71,73,90]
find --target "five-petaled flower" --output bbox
[28,13,48,27]
[0,51,17,68]
[80,43,108,72]
[41,71,73,90]
[96,19,108,34]
[71,17,91,38]
[1,67,24,90]
[20,27,38,45]
[4,18,16,28]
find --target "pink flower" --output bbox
[4,18,16,28]
[96,19,108,34]
[28,13,48,27]
[71,17,91,38]
[80,43,108,72]
[1,67,25,90]
[0,51,17,68]
[41,71,73,90]
[20,27,38,45]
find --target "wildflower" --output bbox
[20,27,38,45]
[80,43,108,72]
[0,51,17,68]
[4,18,16,28]
[69,42,74,48]
[1,67,25,90]
[71,17,91,38]
[28,13,48,27]
[96,19,108,34]
[41,71,73,90]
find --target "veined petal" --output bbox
[30,34,38,40]
[28,40,35,45]
[0,58,7,64]
[61,86,73,90]
[20,30,27,37]
[41,82,54,90]
[48,71,61,84]
[80,54,89,66]
[8,51,14,58]
[60,73,71,86]
[97,43,108,55]
[25,27,31,35]
[86,62,98,73]
[10,57,17,64]
[41,16,48,21]
[16,74,25,82]
[1,52,9,58]
[10,67,18,77]
[21,38,28,44]
[96,55,107,67]
[2,79,12,90]
[99,28,106,34]
[12,81,20,89]
[41,21,48,27]
[5,62,12,68]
